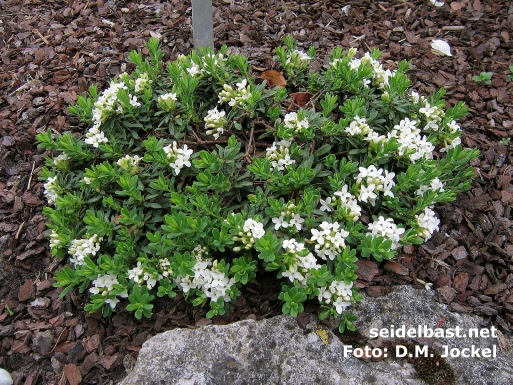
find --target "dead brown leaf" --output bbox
[261,70,287,87]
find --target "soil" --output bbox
[0,0,512,384]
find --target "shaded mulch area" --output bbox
[0,0,512,383]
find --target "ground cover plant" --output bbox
[36,37,477,332]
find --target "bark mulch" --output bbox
[0,0,512,384]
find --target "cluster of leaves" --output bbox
[472,71,493,84]
[37,38,478,331]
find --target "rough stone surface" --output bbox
[121,286,513,385]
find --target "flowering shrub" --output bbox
[37,38,478,331]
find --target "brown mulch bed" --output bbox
[0,0,512,383]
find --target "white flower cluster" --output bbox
[283,112,310,135]
[233,218,266,251]
[158,92,177,111]
[367,216,405,250]
[204,107,227,139]
[345,116,388,149]
[345,116,372,136]
[439,121,462,152]
[318,280,353,315]
[415,207,440,241]
[163,142,193,175]
[349,52,395,89]
[330,48,357,68]
[271,202,305,232]
[89,274,127,309]
[266,140,295,171]
[185,53,225,77]
[158,258,173,278]
[92,82,127,123]
[356,165,395,205]
[286,49,312,70]
[128,95,141,108]
[310,221,349,260]
[86,81,129,147]
[218,79,252,109]
[281,239,321,286]
[53,154,69,169]
[447,120,460,133]
[85,125,109,148]
[68,234,102,266]
[388,118,435,163]
[127,261,162,290]
[43,176,59,204]
[416,177,445,197]
[176,247,236,302]
[419,103,444,129]
[320,185,362,221]
[410,91,426,105]
[440,136,462,152]
[134,72,152,93]
[187,63,203,77]
[49,230,62,250]
[117,154,142,173]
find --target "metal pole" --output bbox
[191,0,214,49]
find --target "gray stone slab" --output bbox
[120,286,513,385]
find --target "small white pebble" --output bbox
[0,368,13,385]
[101,19,115,27]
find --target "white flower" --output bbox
[158,92,177,110]
[367,216,405,250]
[310,222,349,260]
[358,183,377,204]
[447,120,460,133]
[53,154,69,169]
[345,116,371,136]
[49,230,62,250]
[117,154,142,173]
[219,79,252,109]
[187,63,203,76]
[284,112,310,134]
[105,298,120,309]
[85,125,109,148]
[416,207,440,241]
[334,296,351,315]
[319,197,332,212]
[388,117,435,163]
[43,176,59,204]
[289,214,304,231]
[69,234,103,266]
[128,262,144,281]
[272,216,289,230]
[285,49,312,70]
[416,177,445,196]
[431,39,452,56]
[164,142,194,175]
[266,140,295,171]
[134,73,152,93]
[129,95,141,107]
[429,0,444,6]
[243,218,265,239]
[204,107,227,139]
[440,136,461,152]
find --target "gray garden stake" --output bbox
[191,0,214,49]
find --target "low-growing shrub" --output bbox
[37,37,478,331]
